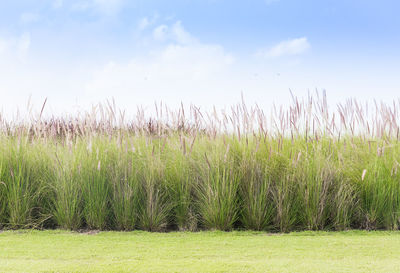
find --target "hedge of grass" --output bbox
[1,94,400,231]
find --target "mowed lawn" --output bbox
[1,230,400,272]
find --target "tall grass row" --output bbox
[1,94,400,231]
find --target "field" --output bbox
[1,94,400,232]
[1,230,400,272]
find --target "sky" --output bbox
[0,0,399,116]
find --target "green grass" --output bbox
[1,230,400,272]
[2,95,400,232]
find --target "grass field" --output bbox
[1,230,400,272]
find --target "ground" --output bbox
[1,230,400,272]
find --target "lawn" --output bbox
[1,230,400,272]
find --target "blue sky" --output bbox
[0,0,399,115]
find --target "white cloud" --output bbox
[85,44,235,103]
[0,33,31,61]
[138,14,159,31]
[138,17,150,31]
[86,20,233,107]
[20,12,40,24]
[17,33,31,60]
[153,25,169,41]
[171,21,196,44]
[152,21,196,45]
[0,39,8,54]
[257,37,310,58]
[84,21,236,108]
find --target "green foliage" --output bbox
[79,138,113,230]
[110,143,140,231]
[51,147,83,230]
[2,96,400,232]
[137,151,171,232]
[1,133,400,232]
[0,137,50,229]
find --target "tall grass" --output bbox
[137,152,171,232]
[110,139,140,231]
[0,136,51,228]
[239,151,275,231]
[164,138,197,231]
[79,138,113,230]
[51,145,83,230]
[1,93,400,232]
[196,149,240,231]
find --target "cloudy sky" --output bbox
[0,0,399,115]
